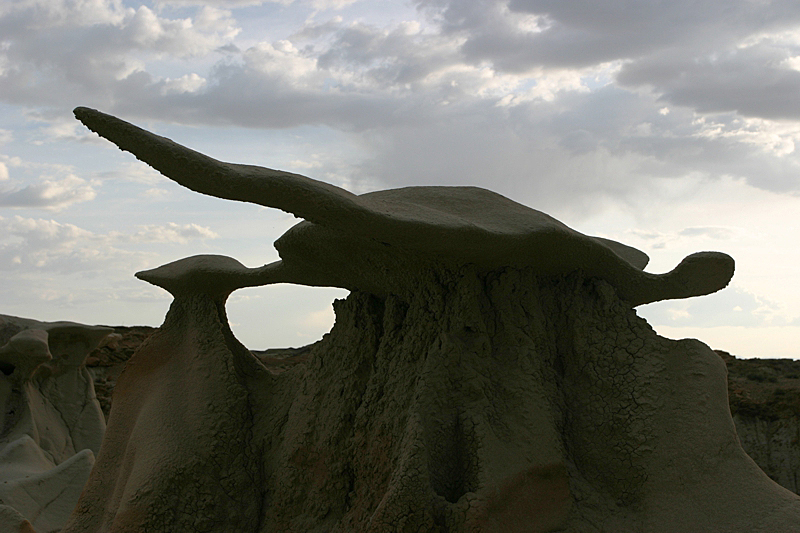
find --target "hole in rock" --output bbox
[0,361,15,376]
[225,284,349,363]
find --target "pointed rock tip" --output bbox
[73,106,99,127]
[136,255,271,298]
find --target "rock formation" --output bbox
[83,326,155,421]
[62,107,800,532]
[0,315,111,533]
[84,332,800,500]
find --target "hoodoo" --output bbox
[0,316,111,533]
[61,107,800,532]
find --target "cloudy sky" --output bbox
[2,0,800,358]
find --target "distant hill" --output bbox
[716,350,800,494]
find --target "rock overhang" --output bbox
[73,106,735,306]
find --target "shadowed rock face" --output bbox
[61,108,800,532]
[0,316,111,533]
[63,263,800,533]
[64,294,266,533]
[72,107,734,306]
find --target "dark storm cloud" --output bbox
[414,0,800,120]
[3,0,800,202]
[618,46,800,120]
[5,0,800,127]
[417,0,800,69]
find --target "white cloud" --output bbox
[142,187,170,198]
[243,40,319,82]
[1,215,92,241]
[288,158,322,169]
[783,55,800,71]
[311,0,357,10]
[501,66,594,103]
[22,114,84,141]
[639,286,788,328]
[0,155,22,168]
[0,0,240,110]
[97,162,166,184]
[677,226,734,240]
[0,215,119,273]
[122,5,240,56]
[626,226,735,249]
[0,0,129,28]
[154,0,287,6]
[0,162,8,181]
[0,174,96,210]
[0,216,218,273]
[301,306,336,333]
[692,116,800,157]
[130,222,219,243]
[161,72,207,94]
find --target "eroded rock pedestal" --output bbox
[63,262,800,533]
[252,267,800,532]
[64,108,800,532]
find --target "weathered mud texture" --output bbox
[65,263,800,532]
[734,415,800,495]
[0,316,111,533]
[83,324,800,500]
[255,267,800,532]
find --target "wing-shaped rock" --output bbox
[73,107,734,306]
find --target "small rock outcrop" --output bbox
[62,256,268,533]
[0,315,111,533]
[84,326,155,421]
[60,108,800,532]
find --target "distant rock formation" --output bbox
[719,351,800,496]
[61,107,800,532]
[0,315,111,533]
[735,416,800,494]
[83,326,158,420]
